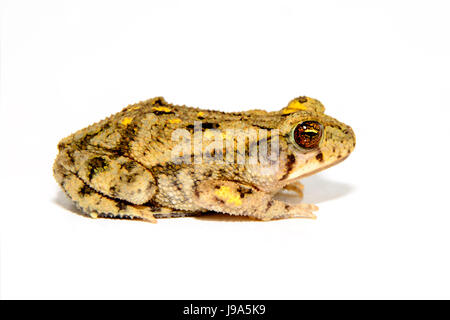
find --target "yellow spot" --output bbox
[197,112,205,118]
[121,117,133,126]
[152,106,172,113]
[129,105,141,111]
[214,186,243,206]
[282,108,296,114]
[168,118,182,124]
[90,212,98,219]
[304,129,318,133]
[286,100,308,111]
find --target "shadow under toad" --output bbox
[53,189,80,214]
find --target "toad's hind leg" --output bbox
[54,162,157,222]
[60,149,158,205]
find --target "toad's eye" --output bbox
[292,121,323,149]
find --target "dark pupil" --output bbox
[294,121,322,149]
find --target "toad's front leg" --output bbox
[193,180,318,221]
[283,181,304,198]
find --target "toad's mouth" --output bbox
[283,154,349,183]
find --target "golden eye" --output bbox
[292,121,323,149]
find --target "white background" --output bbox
[1,0,449,299]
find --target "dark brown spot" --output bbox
[205,171,213,178]
[297,96,308,103]
[87,157,108,180]
[125,173,138,183]
[215,197,225,205]
[237,185,253,198]
[57,141,67,151]
[153,110,175,116]
[316,152,324,162]
[281,154,296,180]
[116,201,128,212]
[109,186,118,197]
[78,185,93,196]
[251,124,272,130]
[202,123,219,130]
[75,134,93,150]
[152,97,167,106]
[66,149,75,165]
[115,123,140,156]
[121,161,136,171]
[146,181,155,193]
